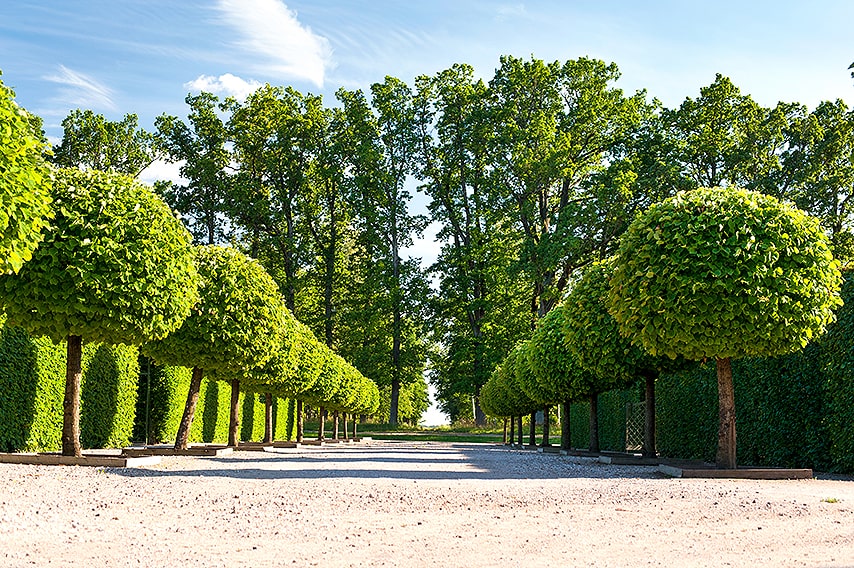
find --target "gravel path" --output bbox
[1,440,853,567]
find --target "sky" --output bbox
[2,0,853,425]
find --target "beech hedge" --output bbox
[0,318,139,451]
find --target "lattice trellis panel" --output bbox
[625,402,644,451]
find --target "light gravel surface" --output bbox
[1,440,853,567]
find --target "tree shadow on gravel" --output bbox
[111,443,666,481]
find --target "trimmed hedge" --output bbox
[567,388,638,451]
[132,359,296,444]
[0,318,139,451]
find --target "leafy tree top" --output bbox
[564,259,680,381]
[0,168,198,344]
[609,186,843,360]
[0,74,52,274]
[243,318,324,397]
[143,245,286,373]
[526,304,586,402]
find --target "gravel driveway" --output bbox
[1,440,852,567]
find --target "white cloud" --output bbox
[184,73,262,100]
[43,65,117,111]
[138,159,186,187]
[214,0,332,87]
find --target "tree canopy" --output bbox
[0,74,52,274]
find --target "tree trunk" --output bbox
[62,335,83,457]
[343,413,349,439]
[389,378,400,426]
[175,366,204,450]
[296,399,304,443]
[509,415,516,445]
[517,415,523,446]
[353,419,358,440]
[541,406,551,447]
[561,400,571,451]
[716,357,737,469]
[502,418,508,445]
[473,394,487,426]
[318,406,326,441]
[528,412,536,446]
[264,393,273,443]
[333,411,339,440]
[643,373,657,458]
[228,379,240,447]
[589,393,599,453]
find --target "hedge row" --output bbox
[132,358,295,445]
[0,319,297,451]
[0,318,139,451]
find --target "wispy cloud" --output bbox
[496,3,529,21]
[43,64,116,111]
[184,73,262,100]
[214,0,332,87]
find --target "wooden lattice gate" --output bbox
[625,402,644,451]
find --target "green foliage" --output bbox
[0,168,199,344]
[526,304,583,403]
[244,319,322,398]
[0,73,52,274]
[610,186,843,360]
[0,318,64,451]
[80,343,139,448]
[655,269,854,471]
[50,109,157,177]
[376,376,428,424]
[132,361,297,444]
[143,245,285,375]
[0,317,139,451]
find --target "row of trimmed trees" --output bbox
[482,186,843,469]
[0,76,378,456]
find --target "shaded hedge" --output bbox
[0,319,139,451]
[567,389,638,451]
[132,359,296,444]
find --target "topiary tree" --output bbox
[0,168,199,456]
[0,73,53,274]
[609,186,842,468]
[526,304,588,451]
[143,245,286,450]
[563,260,684,457]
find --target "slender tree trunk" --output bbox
[643,373,657,458]
[541,406,551,447]
[343,413,349,439]
[353,419,358,440]
[389,378,400,426]
[175,366,204,450]
[517,415,523,446]
[509,415,515,445]
[502,418,508,445]
[62,335,83,457]
[264,393,273,443]
[228,379,240,447]
[528,411,536,446]
[716,357,737,469]
[333,411,339,440]
[561,400,571,451]
[318,406,326,441]
[296,399,304,443]
[589,394,599,453]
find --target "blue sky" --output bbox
[3,1,852,425]
[2,0,852,143]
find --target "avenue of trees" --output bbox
[1,54,852,439]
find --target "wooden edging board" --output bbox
[658,463,813,479]
[0,452,161,468]
[599,455,661,466]
[122,446,233,457]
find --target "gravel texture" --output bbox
[1,440,853,567]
